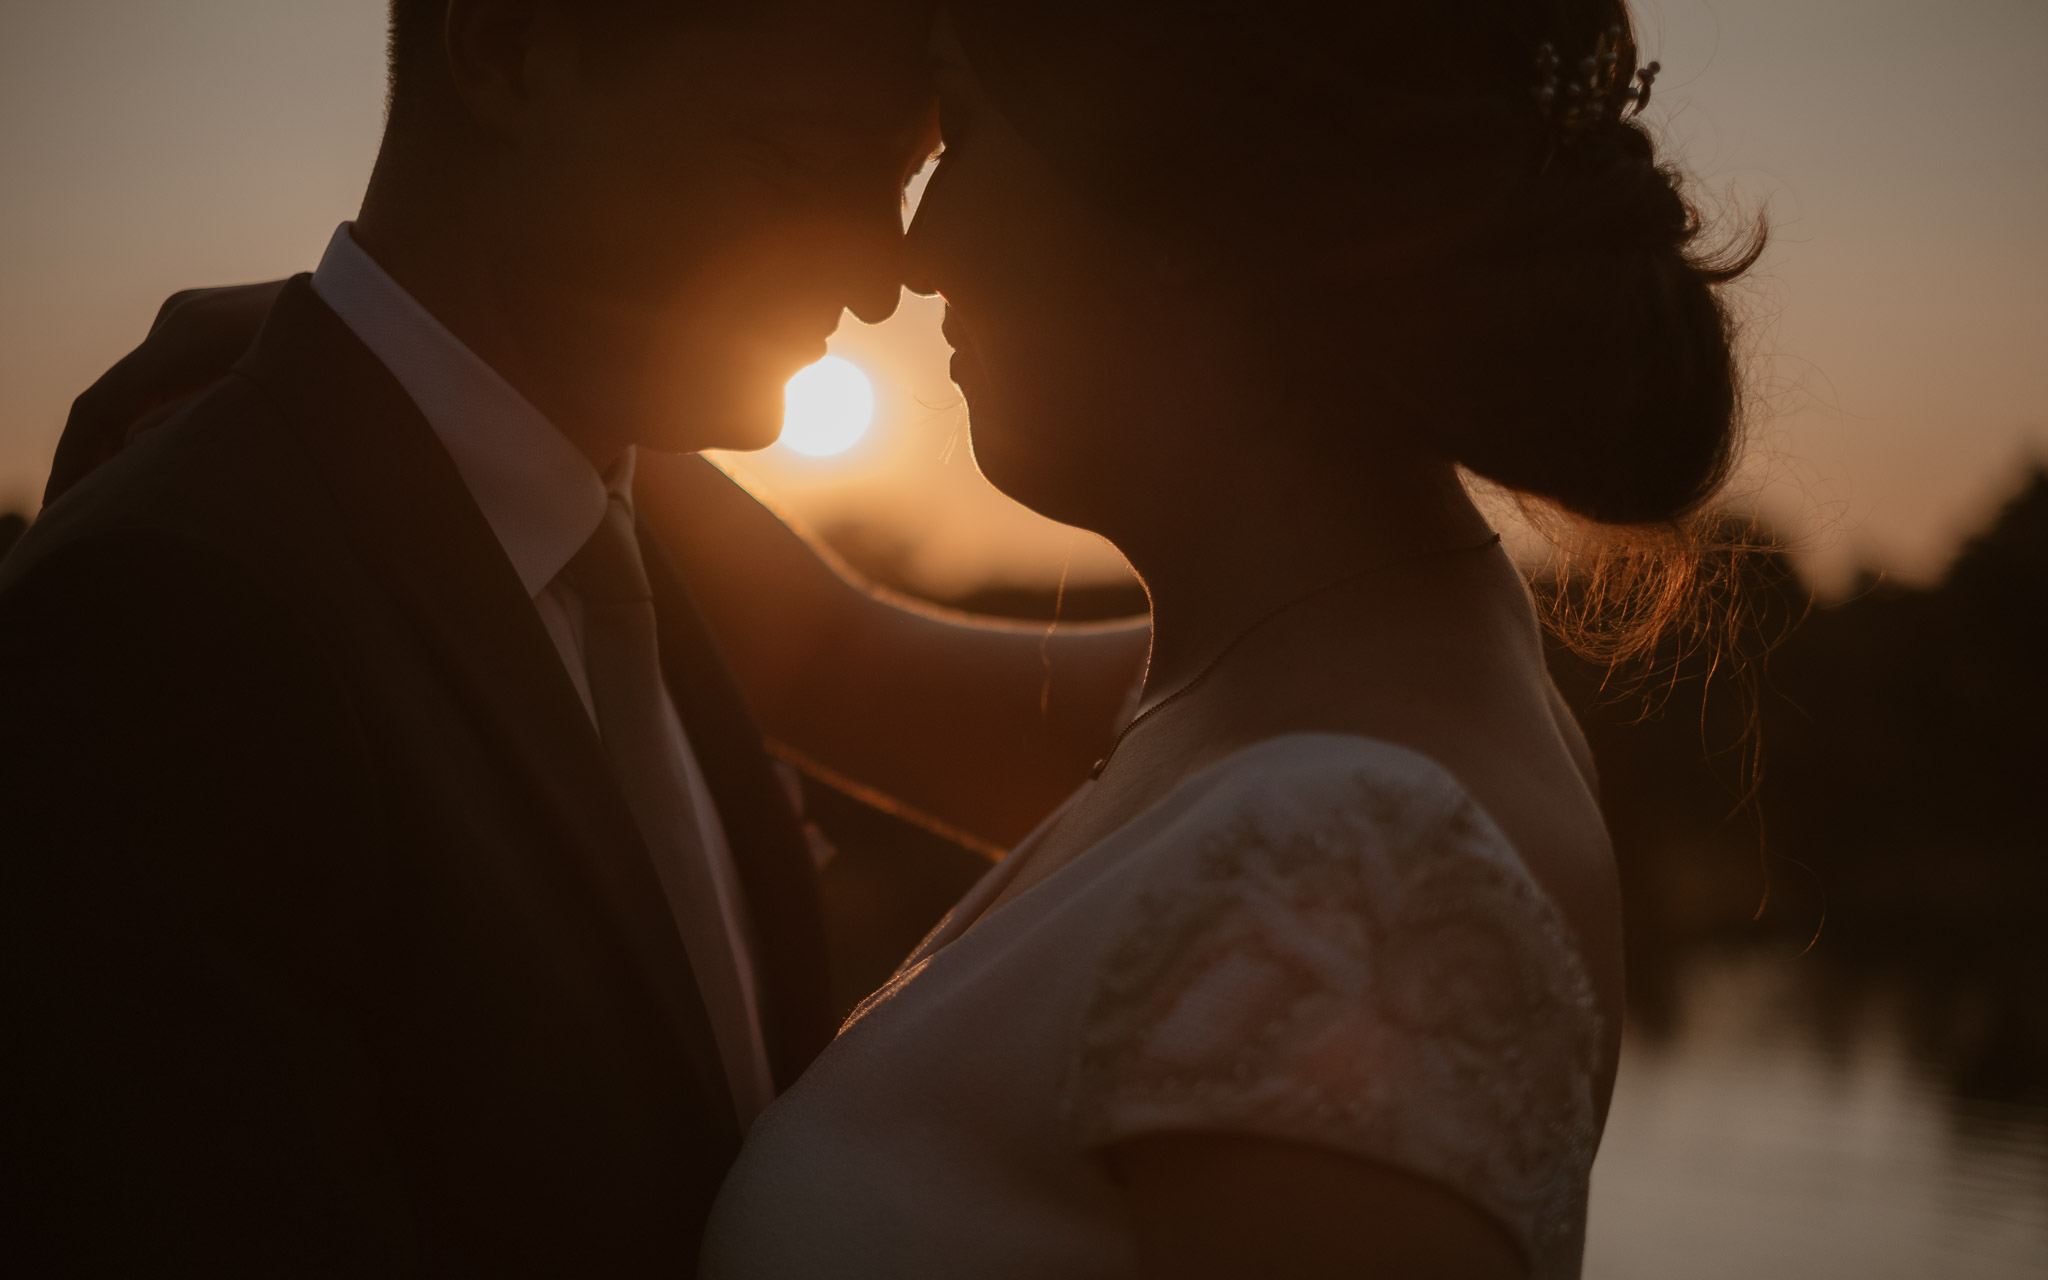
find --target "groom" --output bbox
[4,1,1103,1273]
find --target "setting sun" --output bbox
[780,355,874,457]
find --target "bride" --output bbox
[701,1,1755,1276]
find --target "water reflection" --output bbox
[1588,952,2048,1278]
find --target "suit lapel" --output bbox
[234,278,737,1140]
[638,528,836,1088]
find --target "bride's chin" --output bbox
[966,408,1045,506]
[968,410,1114,537]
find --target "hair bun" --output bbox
[1542,124,1692,250]
[1432,118,1761,526]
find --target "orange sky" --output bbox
[3,0,2043,595]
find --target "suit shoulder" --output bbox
[0,522,285,670]
[6,374,334,597]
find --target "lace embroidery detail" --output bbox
[1063,762,1601,1263]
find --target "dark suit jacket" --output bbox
[1,278,834,1275]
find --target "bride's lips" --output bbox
[942,314,980,390]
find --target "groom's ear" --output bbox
[444,0,581,140]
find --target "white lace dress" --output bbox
[699,734,1604,1279]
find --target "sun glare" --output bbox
[780,356,874,457]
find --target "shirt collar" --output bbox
[310,223,620,599]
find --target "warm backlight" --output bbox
[780,356,874,457]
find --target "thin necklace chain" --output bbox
[1088,533,1504,781]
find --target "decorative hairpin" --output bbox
[1533,26,1661,133]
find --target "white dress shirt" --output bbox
[311,223,776,1124]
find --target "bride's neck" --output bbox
[1124,451,1495,700]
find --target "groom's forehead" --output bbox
[736,0,935,56]
[752,0,936,91]
[703,1,939,156]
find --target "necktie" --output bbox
[566,494,773,1123]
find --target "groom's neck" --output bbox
[351,151,679,472]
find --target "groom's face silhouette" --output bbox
[403,0,938,454]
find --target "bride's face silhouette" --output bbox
[904,19,1250,540]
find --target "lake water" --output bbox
[1585,954,2048,1278]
